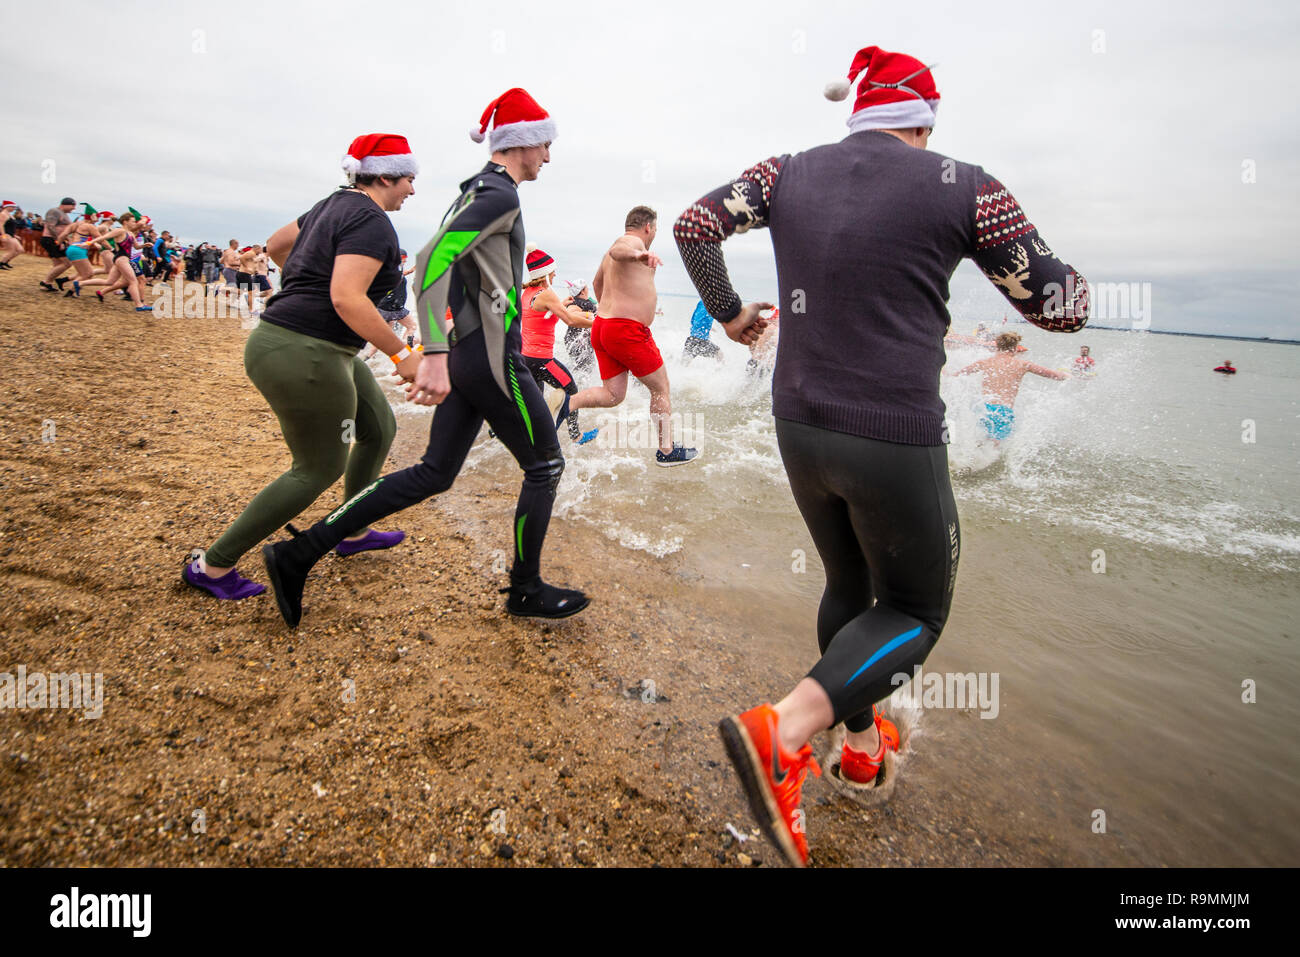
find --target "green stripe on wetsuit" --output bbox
[506,358,533,445]
[423,230,479,291]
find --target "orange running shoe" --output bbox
[840,705,900,784]
[719,703,822,867]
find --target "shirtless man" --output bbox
[947,331,1066,442]
[570,206,697,466]
[249,244,273,308]
[234,244,260,313]
[218,240,241,303]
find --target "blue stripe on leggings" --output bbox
[843,626,923,688]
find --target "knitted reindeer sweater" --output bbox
[674,130,1090,445]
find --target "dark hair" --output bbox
[352,172,407,187]
[625,206,657,231]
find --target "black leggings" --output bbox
[523,355,577,395]
[776,418,960,733]
[295,328,564,584]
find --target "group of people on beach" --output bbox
[4,198,163,310]
[175,45,1090,867]
[0,197,276,316]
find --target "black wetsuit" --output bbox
[282,163,562,586]
[676,134,1089,731]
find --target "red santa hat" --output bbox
[825,46,940,134]
[340,134,419,184]
[526,247,556,282]
[1,200,15,209]
[98,210,116,221]
[470,88,557,152]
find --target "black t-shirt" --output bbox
[260,189,401,349]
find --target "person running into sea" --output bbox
[521,246,597,443]
[37,197,77,292]
[561,280,598,376]
[676,45,1090,866]
[682,299,722,363]
[746,306,780,376]
[86,210,120,281]
[1070,344,1095,375]
[59,205,106,296]
[1213,359,1236,374]
[218,239,241,303]
[0,202,25,269]
[361,248,417,360]
[571,207,698,466]
[152,231,178,285]
[260,89,589,627]
[947,331,1068,442]
[71,211,153,311]
[182,133,421,600]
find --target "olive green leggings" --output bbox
[205,321,396,568]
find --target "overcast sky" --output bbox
[4,0,1297,338]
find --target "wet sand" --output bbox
[0,259,1097,866]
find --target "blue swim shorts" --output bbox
[980,402,1015,440]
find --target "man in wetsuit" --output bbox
[948,331,1068,442]
[676,46,1090,866]
[262,88,589,627]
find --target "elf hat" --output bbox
[824,46,940,134]
[81,202,99,220]
[470,88,557,152]
[526,247,556,282]
[340,134,419,184]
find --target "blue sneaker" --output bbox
[577,428,599,445]
[655,444,698,468]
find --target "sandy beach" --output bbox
[0,260,1053,867]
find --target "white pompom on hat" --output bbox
[470,88,557,152]
[825,46,941,133]
[341,134,419,184]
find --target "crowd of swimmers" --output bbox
[0,196,275,315]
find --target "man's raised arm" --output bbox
[674,156,786,324]
[970,173,1090,333]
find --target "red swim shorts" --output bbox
[590,316,664,380]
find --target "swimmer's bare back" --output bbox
[953,352,1067,405]
[593,234,661,325]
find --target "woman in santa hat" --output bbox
[183,133,422,601]
[260,89,591,627]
